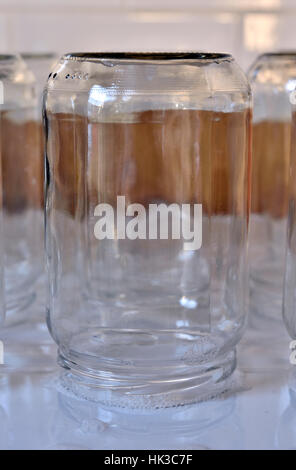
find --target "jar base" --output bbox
[57,348,237,409]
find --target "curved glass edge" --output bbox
[62,52,233,63]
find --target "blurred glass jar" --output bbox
[19,53,58,317]
[21,53,58,107]
[44,52,251,407]
[284,97,296,338]
[0,152,4,328]
[20,53,57,210]
[248,52,296,322]
[0,76,4,325]
[0,54,43,324]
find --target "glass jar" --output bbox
[44,52,251,407]
[20,53,58,317]
[283,96,296,338]
[0,73,4,325]
[20,53,57,214]
[0,55,43,324]
[248,52,296,322]
[0,172,4,328]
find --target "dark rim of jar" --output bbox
[21,52,57,60]
[63,52,232,62]
[0,54,18,61]
[259,51,296,60]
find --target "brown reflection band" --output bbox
[45,108,250,219]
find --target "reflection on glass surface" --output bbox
[277,369,296,450]
[0,317,291,450]
[50,380,238,450]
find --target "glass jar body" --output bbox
[0,55,43,324]
[284,105,296,339]
[248,53,296,322]
[20,53,58,319]
[44,53,251,407]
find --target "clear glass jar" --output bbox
[0,183,4,327]
[0,54,43,324]
[20,53,58,318]
[248,52,296,322]
[20,53,57,212]
[284,99,296,338]
[44,52,251,407]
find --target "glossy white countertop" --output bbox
[0,311,295,450]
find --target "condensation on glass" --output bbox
[44,52,251,407]
[248,52,296,322]
[0,54,43,324]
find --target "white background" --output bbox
[0,0,296,70]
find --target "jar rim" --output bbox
[62,52,232,62]
[21,52,57,60]
[0,54,18,61]
[259,51,296,59]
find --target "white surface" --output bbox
[0,313,294,450]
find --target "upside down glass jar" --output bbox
[284,95,296,338]
[248,52,296,323]
[20,53,58,320]
[0,55,43,325]
[0,117,4,327]
[21,54,58,203]
[44,52,251,407]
